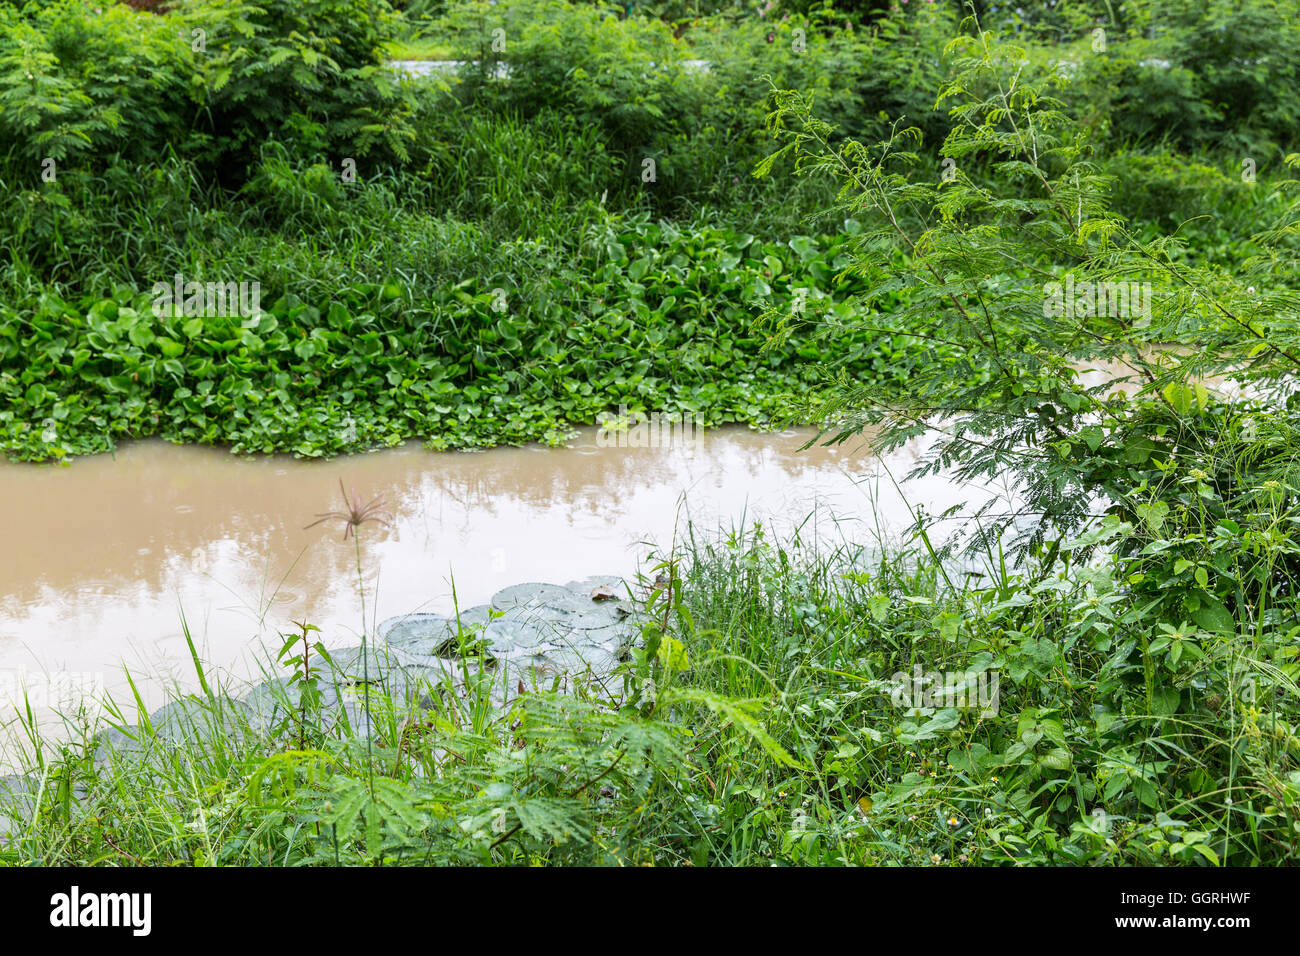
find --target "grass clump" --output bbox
[4,514,1296,865]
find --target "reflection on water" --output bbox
[0,425,1016,744]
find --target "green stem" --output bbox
[1139,631,1154,715]
[355,533,374,796]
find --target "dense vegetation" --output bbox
[2,0,1299,865]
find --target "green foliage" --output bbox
[276,621,331,750]
[441,0,704,200]
[0,2,191,170]
[760,17,1300,550]
[0,643,699,865]
[1155,0,1300,157]
[0,0,419,185]
[0,178,941,460]
[1101,150,1263,238]
[731,7,1300,864]
[174,0,418,174]
[4,0,1300,869]
[410,107,620,233]
[2,479,1297,865]
[1073,0,1300,158]
[670,521,1299,864]
[426,0,952,216]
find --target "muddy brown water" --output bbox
[0,425,1018,753]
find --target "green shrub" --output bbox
[0,2,192,173]
[431,1,956,216]
[0,0,422,182]
[173,0,418,176]
[1159,0,1300,157]
[1074,0,1300,158]
[1101,150,1262,234]
[444,0,702,181]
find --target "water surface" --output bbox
[0,425,1014,744]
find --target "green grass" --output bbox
[382,37,457,61]
[4,513,1296,866]
[0,148,942,462]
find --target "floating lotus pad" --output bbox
[243,678,360,737]
[563,575,630,597]
[148,698,253,746]
[378,606,496,664]
[240,648,431,739]
[320,645,410,683]
[79,577,647,765]
[489,583,576,611]
[379,577,643,680]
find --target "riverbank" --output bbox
[0,423,1018,752]
[4,517,1296,866]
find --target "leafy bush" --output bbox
[173,0,418,176]
[0,1,421,184]
[1074,0,1300,158]
[0,191,943,460]
[429,0,957,216]
[1158,0,1300,157]
[1101,150,1263,235]
[743,12,1300,864]
[0,2,192,172]
[442,0,703,187]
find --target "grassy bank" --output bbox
[3,514,1296,865]
[4,0,1298,462]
